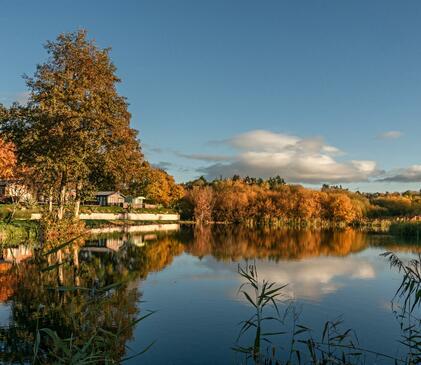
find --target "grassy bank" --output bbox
[388,221,421,239]
[0,221,39,246]
[0,204,40,220]
[80,205,176,214]
[237,217,393,232]
[0,204,176,220]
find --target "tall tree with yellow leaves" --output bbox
[134,162,184,206]
[2,31,143,218]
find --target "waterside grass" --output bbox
[389,222,421,239]
[0,221,39,246]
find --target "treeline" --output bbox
[180,176,421,224]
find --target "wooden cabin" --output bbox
[95,191,125,206]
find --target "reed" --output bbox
[389,222,421,239]
[234,261,418,364]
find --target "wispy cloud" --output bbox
[377,130,403,140]
[198,130,378,184]
[143,143,164,154]
[153,161,173,170]
[175,152,232,162]
[378,165,421,182]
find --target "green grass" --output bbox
[131,207,176,214]
[0,204,176,221]
[0,221,39,246]
[80,205,126,213]
[80,205,176,214]
[0,204,40,220]
[389,221,421,239]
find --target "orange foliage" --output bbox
[0,138,17,179]
[183,177,369,224]
[186,186,214,223]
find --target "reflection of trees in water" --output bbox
[0,232,186,363]
[185,226,421,261]
[2,227,421,362]
[0,262,15,302]
[0,248,128,362]
[184,226,370,261]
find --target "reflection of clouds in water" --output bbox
[256,257,376,300]
[191,255,378,301]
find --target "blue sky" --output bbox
[1,0,421,192]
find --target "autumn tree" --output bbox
[133,162,184,206]
[292,188,322,221]
[212,180,254,222]
[2,30,143,218]
[185,186,214,223]
[0,106,16,180]
[0,138,17,180]
[323,193,359,223]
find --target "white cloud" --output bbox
[199,130,378,184]
[254,257,375,300]
[229,130,300,151]
[195,255,377,301]
[379,165,421,182]
[378,130,403,140]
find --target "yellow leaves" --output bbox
[186,186,214,223]
[137,165,184,206]
[184,177,369,224]
[0,138,17,180]
[325,193,359,223]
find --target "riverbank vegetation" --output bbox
[181,176,421,228]
[0,221,38,246]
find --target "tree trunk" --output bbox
[57,173,67,220]
[74,181,83,218]
[48,186,53,213]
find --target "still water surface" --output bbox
[0,225,419,364]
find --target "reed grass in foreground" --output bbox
[234,260,421,365]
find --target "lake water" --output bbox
[0,225,420,364]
